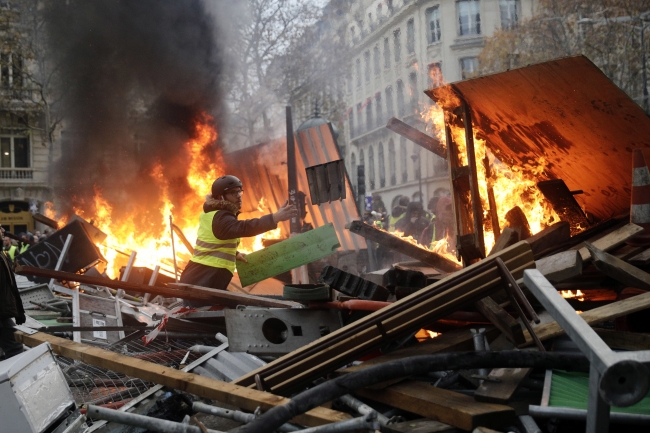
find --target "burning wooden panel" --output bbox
[426,55,650,221]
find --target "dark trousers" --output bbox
[179,261,233,308]
[0,317,23,360]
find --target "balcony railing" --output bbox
[0,168,34,180]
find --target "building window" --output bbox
[388,139,396,185]
[378,142,386,188]
[348,108,355,138]
[427,7,442,43]
[368,145,375,190]
[365,98,373,132]
[350,152,357,187]
[0,133,30,169]
[406,19,415,53]
[460,57,479,79]
[386,86,394,119]
[364,51,371,82]
[400,137,408,183]
[428,63,443,88]
[356,59,361,87]
[393,29,401,62]
[375,92,383,127]
[458,0,481,36]
[383,38,390,68]
[0,53,24,89]
[409,72,418,113]
[357,103,363,132]
[500,0,519,30]
[396,80,405,117]
[373,45,381,75]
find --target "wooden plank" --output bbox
[594,329,650,351]
[337,328,500,375]
[474,367,531,403]
[386,117,446,158]
[536,180,589,234]
[234,242,534,394]
[629,248,650,267]
[237,223,340,287]
[487,227,519,256]
[383,419,460,433]
[355,381,515,431]
[524,221,571,258]
[347,220,462,273]
[474,297,525,345]
[15,265,298,309]
[535,250,583,283]
[572,223,644,262]
[586,242,650,290]
[519,290,650,346]
[14,332,349,427]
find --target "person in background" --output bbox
[419,196,441,248]
[3,237,16,262]
[395,201,430,240]
[0,225,25,360]
[388,196,410,232]
[180,175,297,299]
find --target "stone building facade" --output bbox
[336,0,534,213]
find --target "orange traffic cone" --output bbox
[628,148,650,246]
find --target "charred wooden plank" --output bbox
[504,206,532,240]
[524,221,571,258]
[487,227,519,256]
[535,250,583,283]
[474,297,525,345]
[585,242,650,290]
[474,367,531,404]
[14,332,349,427]
[536,179,589,234]
[33,212,60,229]
[572,223,644,262]
[347,220,462,273]
[629,248,650,267]
[14,265,298,308]
[386,117,446,158]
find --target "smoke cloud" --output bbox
[45,0,227,224]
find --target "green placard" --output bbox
[237,223,341,287]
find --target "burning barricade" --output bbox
[4,57,650,433]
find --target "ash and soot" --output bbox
[44,0,228,276]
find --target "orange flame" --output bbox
[422,80,565,255]
[561,289,585,302]
[415,329,441,341]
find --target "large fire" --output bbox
[423,85,563,255]
[46,116,282,279]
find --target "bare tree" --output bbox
[479,0,650,111]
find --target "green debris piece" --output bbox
[237,223,341,287]
[549,370,650,414]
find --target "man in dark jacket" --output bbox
[0,226,25,360]
[180,175,297,294]
[395,201,430,240]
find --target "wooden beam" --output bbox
[355,381,514,431]
[519,289,650,346]
[524,222,571,258]
[347,221,462,273]
[572,223,644,262]
[586,242,650,290]
[474,297,525,345]
[15,265,298,309]
[33,212,60,229]
[234,242,534,395]
[535,250,583,283]
[487,227,519,256]
[386,117,446,158]
[14,332,349,427]
[593,329,650,351]
[629,248,650,267]
[474,367,531,404]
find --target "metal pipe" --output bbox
[87,405,224,433]
[192,402,301,432]
[121,251,137,282]
[296,412,379,433]
[471,328,489,378]
[336,394,390,426]
[232,351,590,433]
[529,405,650,425]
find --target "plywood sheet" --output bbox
[427,56,650,221]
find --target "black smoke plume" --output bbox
[45,0,226,229]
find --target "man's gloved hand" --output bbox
[15,313,26,325]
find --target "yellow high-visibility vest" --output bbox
[388,213,405,232]
[190,210,240,273]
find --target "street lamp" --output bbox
[411,153,422,202]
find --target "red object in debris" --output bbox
[628,148,650,246]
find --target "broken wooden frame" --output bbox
[385,117,446,158]
[233,241,535,395]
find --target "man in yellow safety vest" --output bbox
[180,175,297,297]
